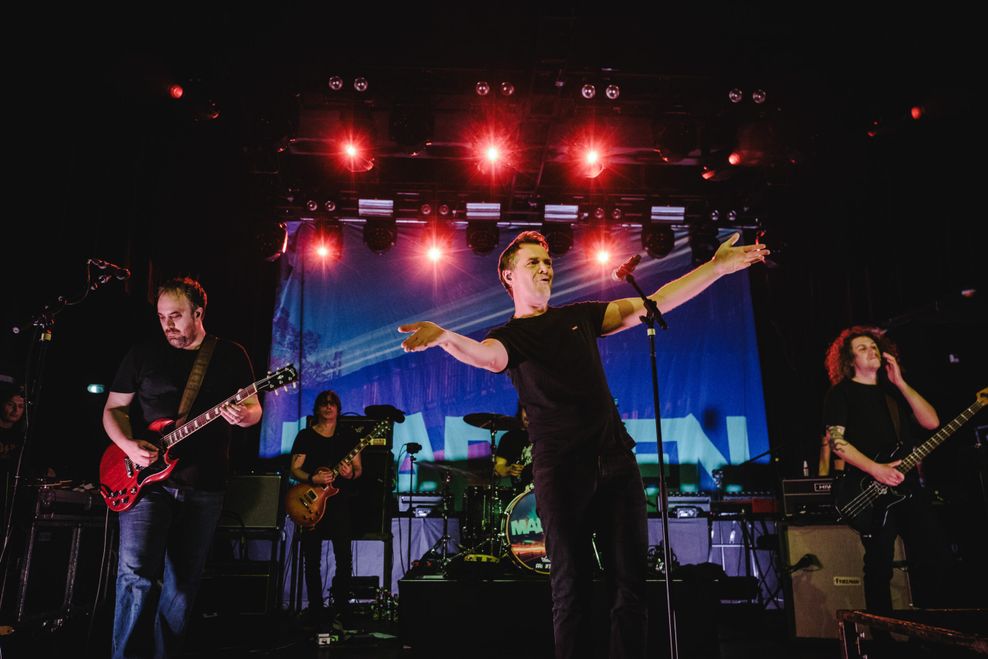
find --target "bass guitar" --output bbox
[99,364,298,512]
[834,387,986,534]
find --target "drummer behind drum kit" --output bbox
[419,412,550,576]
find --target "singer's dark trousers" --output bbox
[533,442,649,659]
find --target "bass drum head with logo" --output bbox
[503,486,550,574]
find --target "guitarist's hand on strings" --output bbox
[125,439,159,468]
[338,462,356,479]
[312,467,335,486]
[868,460,905,487]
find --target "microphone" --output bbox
[611,254,642,281]
[89,258,131,281]
[406,442,423,455]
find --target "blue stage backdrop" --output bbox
[262,221,769,493]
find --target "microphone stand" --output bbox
[618,268,678,659]
[0,260,128,609]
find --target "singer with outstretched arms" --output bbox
[399,230,767,659]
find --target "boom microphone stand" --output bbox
[615,256,679,659]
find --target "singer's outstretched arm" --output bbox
[600,233,769,335]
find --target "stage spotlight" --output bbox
[425,219,454,262]
[437,202,452,218]
[305,199,319,213]
[475,81,491,96]
[485,146,501,163]
[728,88,744,103]
[610,208,623,222]
[342,140,374,173]
[605,84,620,100]
[751,89,767,104]
[540,221,574,256]
[592,206,607,221]
[419,202,434,218]
[466,221,499,255]
[581,84,596,100]
[328,75,344,91]
[499,81,515,97]
[595,249,611,265]
[324,200,337,213]
[353,77,369,92]
[728,151,742,166]
[579,147,605,178]
[641,223,675,259]
[910,106,924,120]
[363,219,398,254]
[168,84,184,100]
[316,222,344,260]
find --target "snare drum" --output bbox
[502,486,550,574]
[461,485,514,547]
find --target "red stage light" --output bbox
[585,149,600,165]
[485,146,501,163]
[168,84,184,100]
[728,152,742,166]
[595,249,611,265]
[910,106,924,120]
[427,245,443,262]
[345,143,359,158]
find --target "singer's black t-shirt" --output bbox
[485,302,634,465]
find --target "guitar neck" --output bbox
[330,435,375,477]
[897,398,986,473]
[161,383,260,450]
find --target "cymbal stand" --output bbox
[421,471,456,568]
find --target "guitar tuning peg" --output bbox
[274,389,280,396]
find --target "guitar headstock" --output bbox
[978,387,988,404]
[260,364,299,394]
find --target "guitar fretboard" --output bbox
[897,399,986,474]
[162,384,260,449]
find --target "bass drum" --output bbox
[502,486,550,574]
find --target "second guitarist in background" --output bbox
[290,389,362,626]
[822,325,951,614]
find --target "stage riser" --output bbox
[398,577,719,659]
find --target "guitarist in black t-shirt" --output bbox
[289,390,363,625]
[822,325,951,614]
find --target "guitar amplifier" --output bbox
[782,478,837,522]
[217,474,283,530]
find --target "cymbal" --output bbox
[419,461,488,484]
[463,412,520,431]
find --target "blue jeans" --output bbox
[113,485,224,659]
[534,444,649,659]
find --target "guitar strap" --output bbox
[884,393,903,449]
[176,334,217,426]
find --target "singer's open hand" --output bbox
[398,322,446,352]
[711,233,769,275]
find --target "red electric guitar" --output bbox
[99,364,298,512]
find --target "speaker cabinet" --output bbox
[11,518,112,623]
[217,474,283,530]
[783,524,911,638]
[338,416,393,540]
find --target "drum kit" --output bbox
[418,411,550,575]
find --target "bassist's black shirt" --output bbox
[823,379,917,465]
